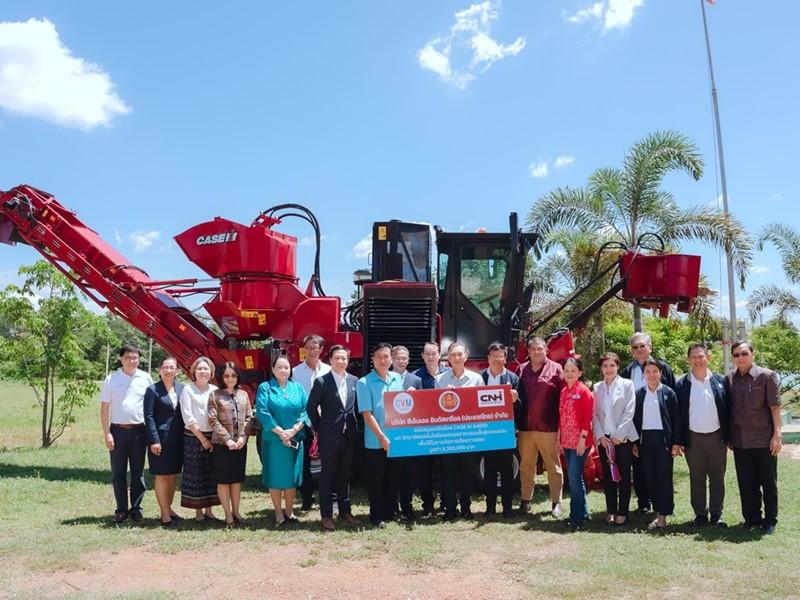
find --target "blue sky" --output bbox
[1,1,797,325]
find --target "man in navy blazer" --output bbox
[673,343,730,527]
[480,342,520,519]
[306,345,359,530]
[621,332,676,514]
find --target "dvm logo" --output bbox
[477,389,505,408]
[393,392,414,415]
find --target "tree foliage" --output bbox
[527,130,753,332]
[0,261,112,447]
[747,223,800,325]
[751,321,800,403]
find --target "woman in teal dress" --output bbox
[256,355,310,525]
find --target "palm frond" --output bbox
[747,284,800,324]
[757,223,800,284]
[622,130,704,222]
[527,188,605,252]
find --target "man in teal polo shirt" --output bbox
[357,342,405,528]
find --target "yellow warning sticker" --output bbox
[245,356,254,369]
[258,314,267,325]
[241,310,258,318]
[377,226,386,241]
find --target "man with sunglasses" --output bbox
[621,332,675,514]
[726,340,781,534]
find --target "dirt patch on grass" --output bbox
[6,536,577,600]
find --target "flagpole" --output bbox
[700,0,736,372]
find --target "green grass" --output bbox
[1,380,799,598]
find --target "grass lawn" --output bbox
[1,380,798,599]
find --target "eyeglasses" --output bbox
[732,352,750,358]
[631,344,647,350]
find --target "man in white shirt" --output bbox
[100,343,153,524]
[435,341,485,521]
[673,343,730,527]
[292,334,332,511]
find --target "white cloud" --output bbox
[751,265,771,275]
[129,230,161,253]
[769,192,783,202]
[565,0,644,31]
[735,300,748,309]
[0,18,130,129]
[114,229,123,245]
[554,155,575,169]
[604,0,645,30]
[565,1,604,24]
[350,235,372,259]
[417,1,525,89]
[528,159,549,178]
[299,234,339,247]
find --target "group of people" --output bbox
[100,330,782,534]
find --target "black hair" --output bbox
[371,342,393,356]
[119,343,142,358]
[215,361,242,390]
[487,341,507,354]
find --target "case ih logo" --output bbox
[196,231,238,246]
[478,388,505,408]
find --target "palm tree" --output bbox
[747,223,800,324]
[527,130,753,332]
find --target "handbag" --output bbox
[607,442,621,483]
[308,430,320,460]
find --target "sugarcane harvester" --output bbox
[0,184,702,394]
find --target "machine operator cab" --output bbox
[367,215,536,366]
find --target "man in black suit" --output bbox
[306,345,359,531]
[621,332,676,513]
[480,342,519,519]
[673,343,730,527]
[391,345,423,520]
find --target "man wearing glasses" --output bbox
[726,340,782,534]
[621,332,675,514]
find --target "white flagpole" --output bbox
[701,0,736,372]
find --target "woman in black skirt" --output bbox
[208,362,253,528]
[179,356,221,522]
[144,356,185,527]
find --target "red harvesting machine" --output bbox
[1,184,702,392]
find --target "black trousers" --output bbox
[441,452,478,515]
[318,435,354,519]
[109,424,147,514]
[632,450,650,510]
[483,450,515,512]
[396,457,414,515]
[365,449,401,523]
[417,455,438,512]
[640,430,674,516]
[733,447,778,526]
[599,441,634,517]
[299,429,315,503]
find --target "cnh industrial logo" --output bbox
[477,388,505,408]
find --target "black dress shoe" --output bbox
[519,501,531,515]
[502,509,514,520]
[161,519,177,528]
[461,510,474,521]
[710,516,727,528]
[762,524,776,535]
[129,509,143,522]
[692,515,708,527]
[371,520,387,529]
[636,505,651,515]
[300,499,314,511]
[442,512,458,522]
[112,511,129,524]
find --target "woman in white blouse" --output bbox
[592,352,638,525]
[180,356,221,522]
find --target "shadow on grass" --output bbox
[0,462,108,484]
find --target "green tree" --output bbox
[751,321,800,403]
[0,261,112,447]
[527,130,753,332]
[747,223,800,324]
